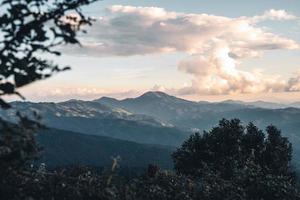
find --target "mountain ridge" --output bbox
[96,91,300,109]
[2,91,300,170]
[0,99,188,146]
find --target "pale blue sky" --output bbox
[16,0,300,103]
[85,0,300,17]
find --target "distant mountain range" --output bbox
[97,91,251,130]
[220,99,300,109]
[96,92,300,132]
[1,91,300,169]
[1,100,188,146]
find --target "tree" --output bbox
[173,119,245,178]
[0,0,99,164]
[0,0,97,108]
[263,125,293,175]
[0,0,99,198]
[172,119,300,199]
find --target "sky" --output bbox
[12,0,300,103]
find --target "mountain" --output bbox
[96,91,249,130]
[221,99,300,109]
[97,91,300,131]
[3,91,300,169]
[290,102,300,108]
[220,100,245,105]
[0,100,188,146]
[248,101,287,109]
[221,100,288,109]
[36,128,174,168]
[97,92,300,167]
[98,91,196,126]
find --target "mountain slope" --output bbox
[97,91,300,131]
[37,128,174,168]
[290,102,300,108]
[97,92,300,169]
[97,91,249,130]
[0,100,188,146]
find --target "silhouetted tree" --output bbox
[0,0,97,108]
[263,125,293,175]
[0,0,98,199]
[173,119,245,178]
[172,119,300,199]
[0,0,99,163]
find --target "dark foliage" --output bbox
[0,0,99,199]
[0,0,97,174]
[0,163,193,200]
[1,119,300,199]
[0,114,41,172]
[173,119,300,199]
[0,0,97,108]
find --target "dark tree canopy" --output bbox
[172,119,299,199]
[0,0,97,108]
[172,119,293,177]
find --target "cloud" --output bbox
[69,6,298,57]
[177,43,295,95]
[63,5,300,95]
[287,72,300,92]
[250,9,297,22]
[14,86,141,102]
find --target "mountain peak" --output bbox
[135,91,196,105]
[94,96,119,104]
[140,91,170,99]
[221,99,244,104]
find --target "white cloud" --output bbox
[250,9,297,22]
[64,6,300,95]
[14,86,141,102]
[287,72,300,92]
[177,43,290,95]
